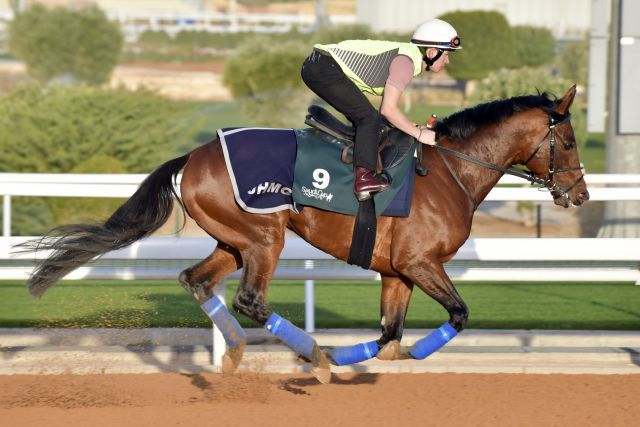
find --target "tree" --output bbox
[512,26,556,67]
[8,4,123,85]
[437,10,517,81]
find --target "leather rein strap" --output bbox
[432,113,582,209]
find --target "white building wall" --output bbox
[356,0,591,40]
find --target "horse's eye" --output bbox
[563,142,574,150]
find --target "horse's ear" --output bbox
[555,85,577,115]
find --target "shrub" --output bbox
[469,67,587,146]
[469,67,570,104]
[0,84,196,173]
[0,84,199,233]
[8,4,123,85]
[437,10,517,81]
[310,24,377,45]
[556,35,589,87]
[46,155,128,226]
[223,37,312,126]
[138,30,172,45]
[512,26,556,67]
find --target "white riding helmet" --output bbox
[411,19,462,50]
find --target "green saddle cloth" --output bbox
[292,128,414,216]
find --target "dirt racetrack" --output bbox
[1,372,639,426]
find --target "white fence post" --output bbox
[305,260,315,333]
[212,281,226,370]
[3,195,10,238]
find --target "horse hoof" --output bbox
[310,345,332,384]
[320,347,338,366]
[396,346,413,360]
[376,340,413,360]
[376,340,400,360]
[221,341,245,376]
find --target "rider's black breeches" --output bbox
[301,49,382,171]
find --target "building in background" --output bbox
[1,1,592,47]
[356,0,590,41]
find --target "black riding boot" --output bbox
[354,167,389,201]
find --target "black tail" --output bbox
[25,154,190,298]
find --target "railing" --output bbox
[2,173,640,237]
[108,11,356,40]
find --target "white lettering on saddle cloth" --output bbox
[300,186,334,202]
[247,182,292,195]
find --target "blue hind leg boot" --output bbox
[409,322,458,360]
[201,295,246,347]
[330,341,380,366]
[264,313,315,360]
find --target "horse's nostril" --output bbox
[578,191,590,201]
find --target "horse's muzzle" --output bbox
[553,188,589,208]
[573,190,590,206]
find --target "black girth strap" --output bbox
[347,198,376,269]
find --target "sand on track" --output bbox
[1,372,639,427]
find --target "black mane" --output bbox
[434,93,561,141]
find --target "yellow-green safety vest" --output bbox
[314,40,424,96]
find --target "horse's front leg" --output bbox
[397,258,469,359]
[323,275,414,365]
[376,275,414,360]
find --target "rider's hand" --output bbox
[416,127,436,146]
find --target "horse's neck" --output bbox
[442,125,522,206]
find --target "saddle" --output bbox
[304,105,419,173]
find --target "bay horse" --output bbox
[25,86,588,384]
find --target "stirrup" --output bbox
[355,185,389,202]
[356,190,373,202]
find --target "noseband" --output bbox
[522,113,584,201]
[433,112,584,209]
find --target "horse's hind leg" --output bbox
[179,243,241,302]
[179,243,245,374]
[232,241,331,384]
[376,275,414,360]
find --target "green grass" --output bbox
[2,280,639,330]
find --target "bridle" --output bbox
[432,112,584,210]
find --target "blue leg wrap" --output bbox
[330,340,379,366]
[409,322,458,360]
[201,295,246,347]
[264,313,315,359]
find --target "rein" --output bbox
[432,113,583,209]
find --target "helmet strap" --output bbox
[423,49,444,71]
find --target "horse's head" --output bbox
[521,86,589,208]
